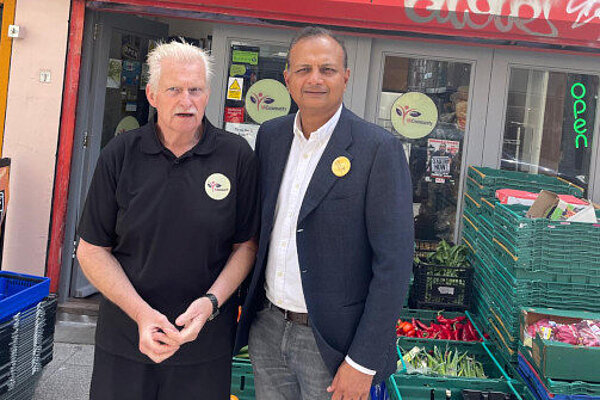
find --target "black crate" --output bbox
[411,262,473,311]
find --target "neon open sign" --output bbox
[571,82,589,149]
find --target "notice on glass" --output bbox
[225,107,245,123]
[225,122,259,149]
[107,59,122,89]
[427,138,459,180]
[232,50,259,65]
[227,77,244,101]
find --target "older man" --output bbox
[236,27,413,400]
[77,41,259,400]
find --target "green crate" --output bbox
[520,346,600,396]
[474,253,600,314]
[478,215,496,237]
[471,294,519,365]
[398,308,486,342]
[491,230,600,285]
[397,338,507,379]
[467,166,584,199]
[464,190,482,216]
[388,374,521,400]
[231,359,254,400]
[462,215,479,243]
[480,198,496,221]
[395,337,522,399]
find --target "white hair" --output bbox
[146,40,213,91]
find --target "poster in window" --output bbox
[427,139,459,180]
[122,60,142,86]
[107,59,122,89]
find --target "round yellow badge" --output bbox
[332,156,351,177]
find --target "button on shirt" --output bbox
[264,104,375,375]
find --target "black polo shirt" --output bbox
[78,119,259,365]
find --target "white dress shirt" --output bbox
[264,104,376,376]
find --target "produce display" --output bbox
[414,240,469,267]
[396,313,486,341]
[525,318,600,347]
[400,344,487,379]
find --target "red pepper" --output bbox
[465,322,478,341]
[451,330,459,341]
[406,329,416,337]
[437,314,467,325]
[416,330,424,338]
[416,320,430,331]
[439,328,451,340]
[461,326,471,341]
[429,323,441,332]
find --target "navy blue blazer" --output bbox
[235,106,414,383]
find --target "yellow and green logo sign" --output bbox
[245,79,291,124]
[391,92,438,139]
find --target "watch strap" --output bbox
[204,293,220,321]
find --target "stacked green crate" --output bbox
[460,166,597,369]
[466,166,584,201]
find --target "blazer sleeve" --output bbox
[346,133,414,371]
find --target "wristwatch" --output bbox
[203,293,220,321]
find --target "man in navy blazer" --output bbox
[235,27,414,400]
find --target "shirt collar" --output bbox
[293,103,343,144]
[140,117,216,156]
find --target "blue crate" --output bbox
[0,272,50,322]
[517,353,600,400]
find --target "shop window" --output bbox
[223,42,296,148]
[501,68,598,192]
[377,56,472,242]
[101,33,155,149]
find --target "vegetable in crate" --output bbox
[396,313,486,341]
[414,240,469,267]
[525,318,600,347]
[399,344,487,378]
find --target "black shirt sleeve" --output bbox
[78,149,119,247]
[233,143,259,244]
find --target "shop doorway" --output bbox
[365,39,493,244]
[483,49,600,200]
[60,11,169,299]
[59,11,369,301]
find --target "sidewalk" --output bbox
[33,315,96,400]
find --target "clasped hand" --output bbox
[135,297,213,363]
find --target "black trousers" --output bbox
[89,346,232,400]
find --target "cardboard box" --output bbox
[526,190,597,222]
[520,307,600,383]
[495,189,586,207]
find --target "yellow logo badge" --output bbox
[332,156,351,177]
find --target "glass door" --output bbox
[484,50,600,200]
[365,39,493,243]
[206,23,367,144]
[63,12,169,298]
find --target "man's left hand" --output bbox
[174,297,213,345]
[327,361,374,400]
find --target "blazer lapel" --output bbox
[298,108,353,224]
[264,117,294,231]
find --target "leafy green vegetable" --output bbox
[415,240,469,267]
[400,343,487,379]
